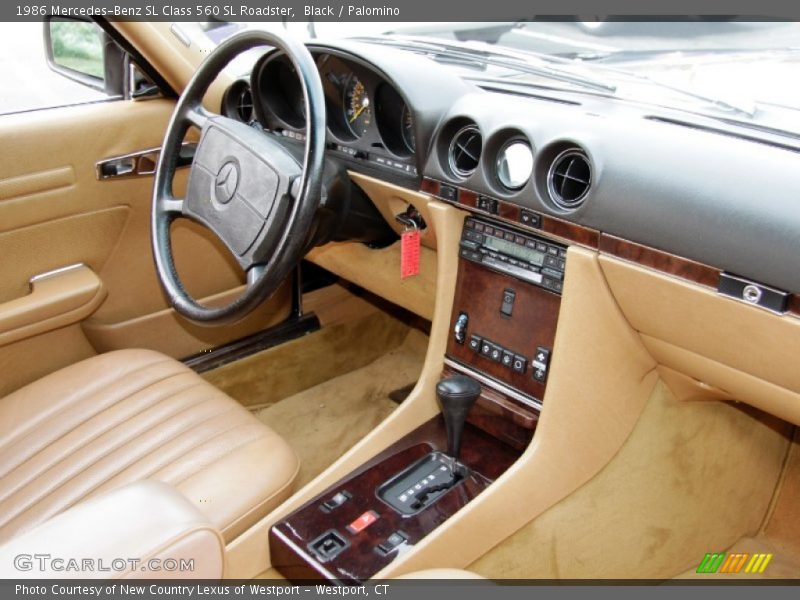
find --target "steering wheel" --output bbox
[151,30,325,325]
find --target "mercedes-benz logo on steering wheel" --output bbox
[214,160,239,204]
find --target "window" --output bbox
[0,21,115,115]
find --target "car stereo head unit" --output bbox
[459,217,566,294]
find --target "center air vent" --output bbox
[222,81,255,124]
[547,149,591,209]
[448,125,482,178]
[235,86,254,123]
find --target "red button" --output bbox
[347,510,379,534]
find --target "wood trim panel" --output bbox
[446,257,562,404]
[788,296,800,318]
[269,416,520,583]
[599,233,721,289]
[420,178,599,248]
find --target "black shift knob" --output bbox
[436,375,481,459]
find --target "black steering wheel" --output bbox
[152,30,325,325]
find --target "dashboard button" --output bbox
[544,255,560,269]
[512,355,527,374]
[519,210,541,228]
[489,344,503,363]
[501,351,514,368]
[532,347,551,382]
[542,267,563,281]
[468,335,482,352]
[440,184,457,201]
[476,196,499,214]
[500,288,516,316]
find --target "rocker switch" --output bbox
[500,289,516,317]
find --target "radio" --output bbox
[459,217,567,294]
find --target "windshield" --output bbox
[184,20,800,133]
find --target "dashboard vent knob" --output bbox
[448,125,482,178]
[547,149,591,209]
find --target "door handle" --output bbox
[0,264,106,347]
[96,143,196,180]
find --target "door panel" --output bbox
[0,98,291,395]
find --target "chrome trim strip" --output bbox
[444,357,542,412]
[29,263,86,285]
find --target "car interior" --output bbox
[0,18,799,583]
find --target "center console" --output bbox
[445,216,565,449]
[269,209,567,583]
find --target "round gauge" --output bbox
[401,104,416,153]
[344,76,371,138]
[255,55,305,130]
[496,140,534,190]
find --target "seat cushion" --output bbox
[0,349,299,544]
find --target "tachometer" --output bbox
[401,104,416,153]
[344,75,371,138]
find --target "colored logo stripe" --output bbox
[696,552,773,574]
[745,553,773,574]
[697,553,726,574]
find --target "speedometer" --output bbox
[344,76,371,138]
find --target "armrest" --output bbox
[0,264,106,347]
[0,481,225,579]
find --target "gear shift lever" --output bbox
[436,375,481,460]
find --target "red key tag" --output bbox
[401,228,421,279]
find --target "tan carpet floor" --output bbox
[253,328,428,488]
[203,309,411,409]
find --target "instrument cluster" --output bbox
[249,50,418,176]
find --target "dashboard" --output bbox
[220,40,800,297]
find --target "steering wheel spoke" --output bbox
[159,196,185,217]
[185,104,212,131]
[246,264,267,287]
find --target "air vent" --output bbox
[235,85,254,123]
[448,125,482,178]
[547,149,591,209]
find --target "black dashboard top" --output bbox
[221,40,800,295]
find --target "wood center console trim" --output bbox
[269,416,520,583]
[446,258,562,404]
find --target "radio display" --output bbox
[484,235,545,266]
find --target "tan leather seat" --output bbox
[0,349,299,545]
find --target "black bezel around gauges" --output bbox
[249,47,421,183]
